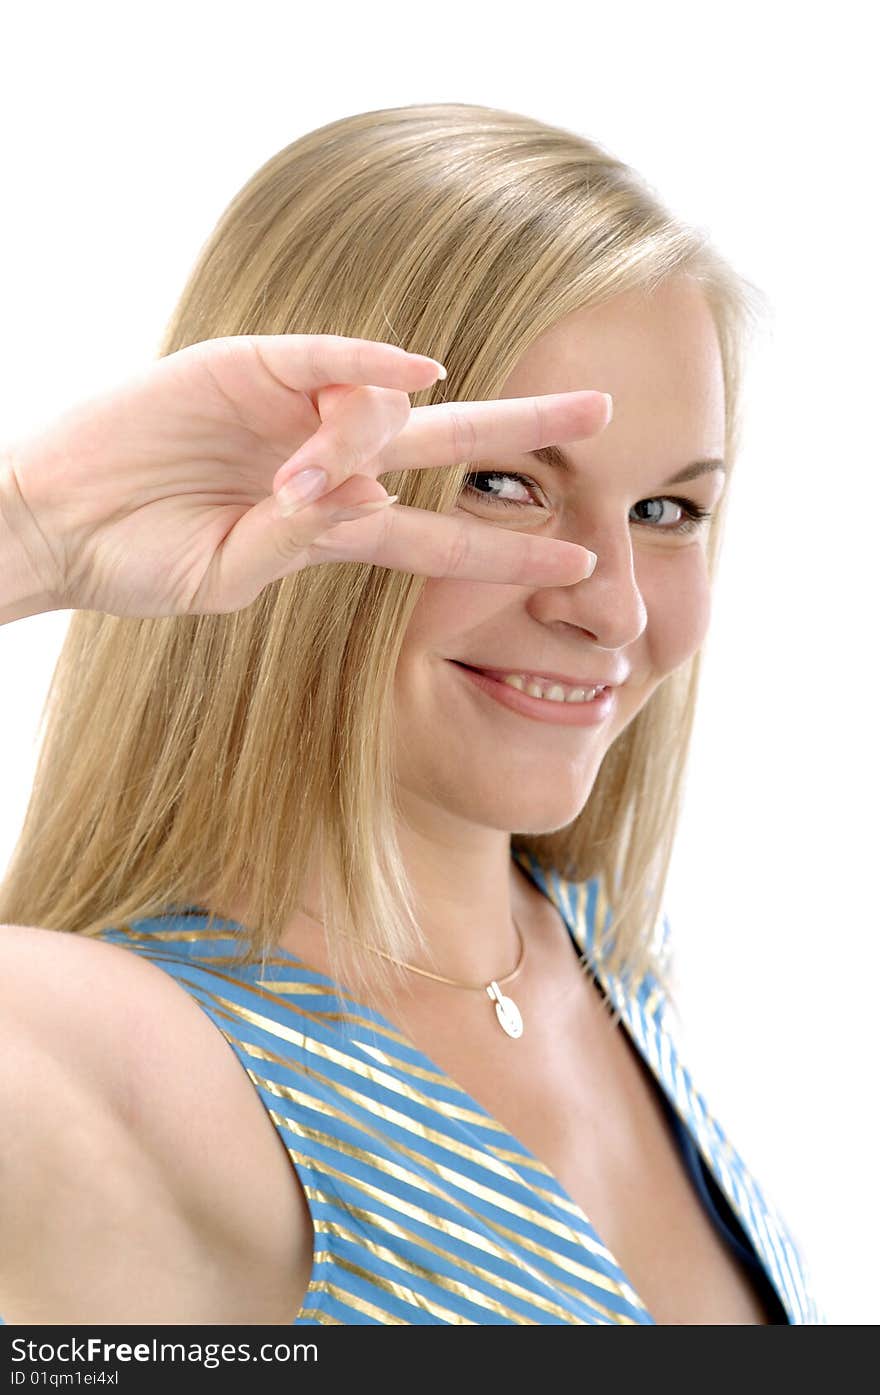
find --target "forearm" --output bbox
[0,452,61,625]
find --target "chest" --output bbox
[386,970,777,1326]
[151,941,780,1325]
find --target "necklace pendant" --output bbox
[486,980,523,1039]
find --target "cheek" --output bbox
[397,577,507,656]
[643,551,712,674]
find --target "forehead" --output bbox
[500,277,725,453]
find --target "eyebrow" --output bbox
[526,444,727,487]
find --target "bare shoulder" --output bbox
[0,921,245,1144]
[1,920,185,1078]
[0,923,310,1323]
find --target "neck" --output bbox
[386,815,530,984]
[210,808,549,987]
[289,808,537,985]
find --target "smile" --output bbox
[449,662,616,728]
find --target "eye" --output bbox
[461,470,542,510]
[460,470,715,536]
[629,496,715,535]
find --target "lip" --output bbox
[449,661,616,728]
[461,663,623,690]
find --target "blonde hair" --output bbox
[0,102,767,1021]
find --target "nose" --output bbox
[532,519,648,650]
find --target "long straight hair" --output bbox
[0,103,767,1020]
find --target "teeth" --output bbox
[499,673,600,704]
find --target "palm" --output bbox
[13,343,370,617]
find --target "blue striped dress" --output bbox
[1,848,824,1325]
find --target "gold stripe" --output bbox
[207,1002,542,1175]
[294,1245,338,1324]
[261,1088,598,1257]
[355,1035,503,1095]
[182,978,523,1142]
[328,1252,476,1325]
[205,996,545,1176]
[156,959,482,1110]
[203,994,595,1234]
[274,1110,644,1314]
[643,985,663,1021]
[133,947,420,1058]
[103,926,242,944]
[309,1195,624,1325]
[251,979,350,996]
[302,1159,571,1296]
[242,1054,571,1216]
[573,879,590,952]
[351,1037,559,1172]
[296,1305,342,1324]
[317,1217,540,1324]
[300,1167,630,1322]
[302,1261,415,1322]
[337,1039,545,1171]
[306,1279,408,1325]
[204,986,459,1093]
[258,977,433,1052]
[119,934,429,1063]
[675,1062,717,1158]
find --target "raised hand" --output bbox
[1,334,610,620]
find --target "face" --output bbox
[392,275,727,840]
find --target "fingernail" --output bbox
[391,346,447,379]
[276,467,328,516]
[602,392,613,421]
[409,353,446,379]
[580,549,598,579]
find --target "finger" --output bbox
[311,382,362,415]
[309,501,597,587]
[235,333,446,392]
[197,487,595,613]
[192,473,398,610]
[273,389,613,502]
[365,390,613,476]
[273,384,411,496]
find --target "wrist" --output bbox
[0,448,64,625]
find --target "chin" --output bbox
[447,783,595,837]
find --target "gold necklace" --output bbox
[365,916,527,1039]
[307,907,528,1039]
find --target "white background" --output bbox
[1,0,876,1325]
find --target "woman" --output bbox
[0,102,823,1325]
